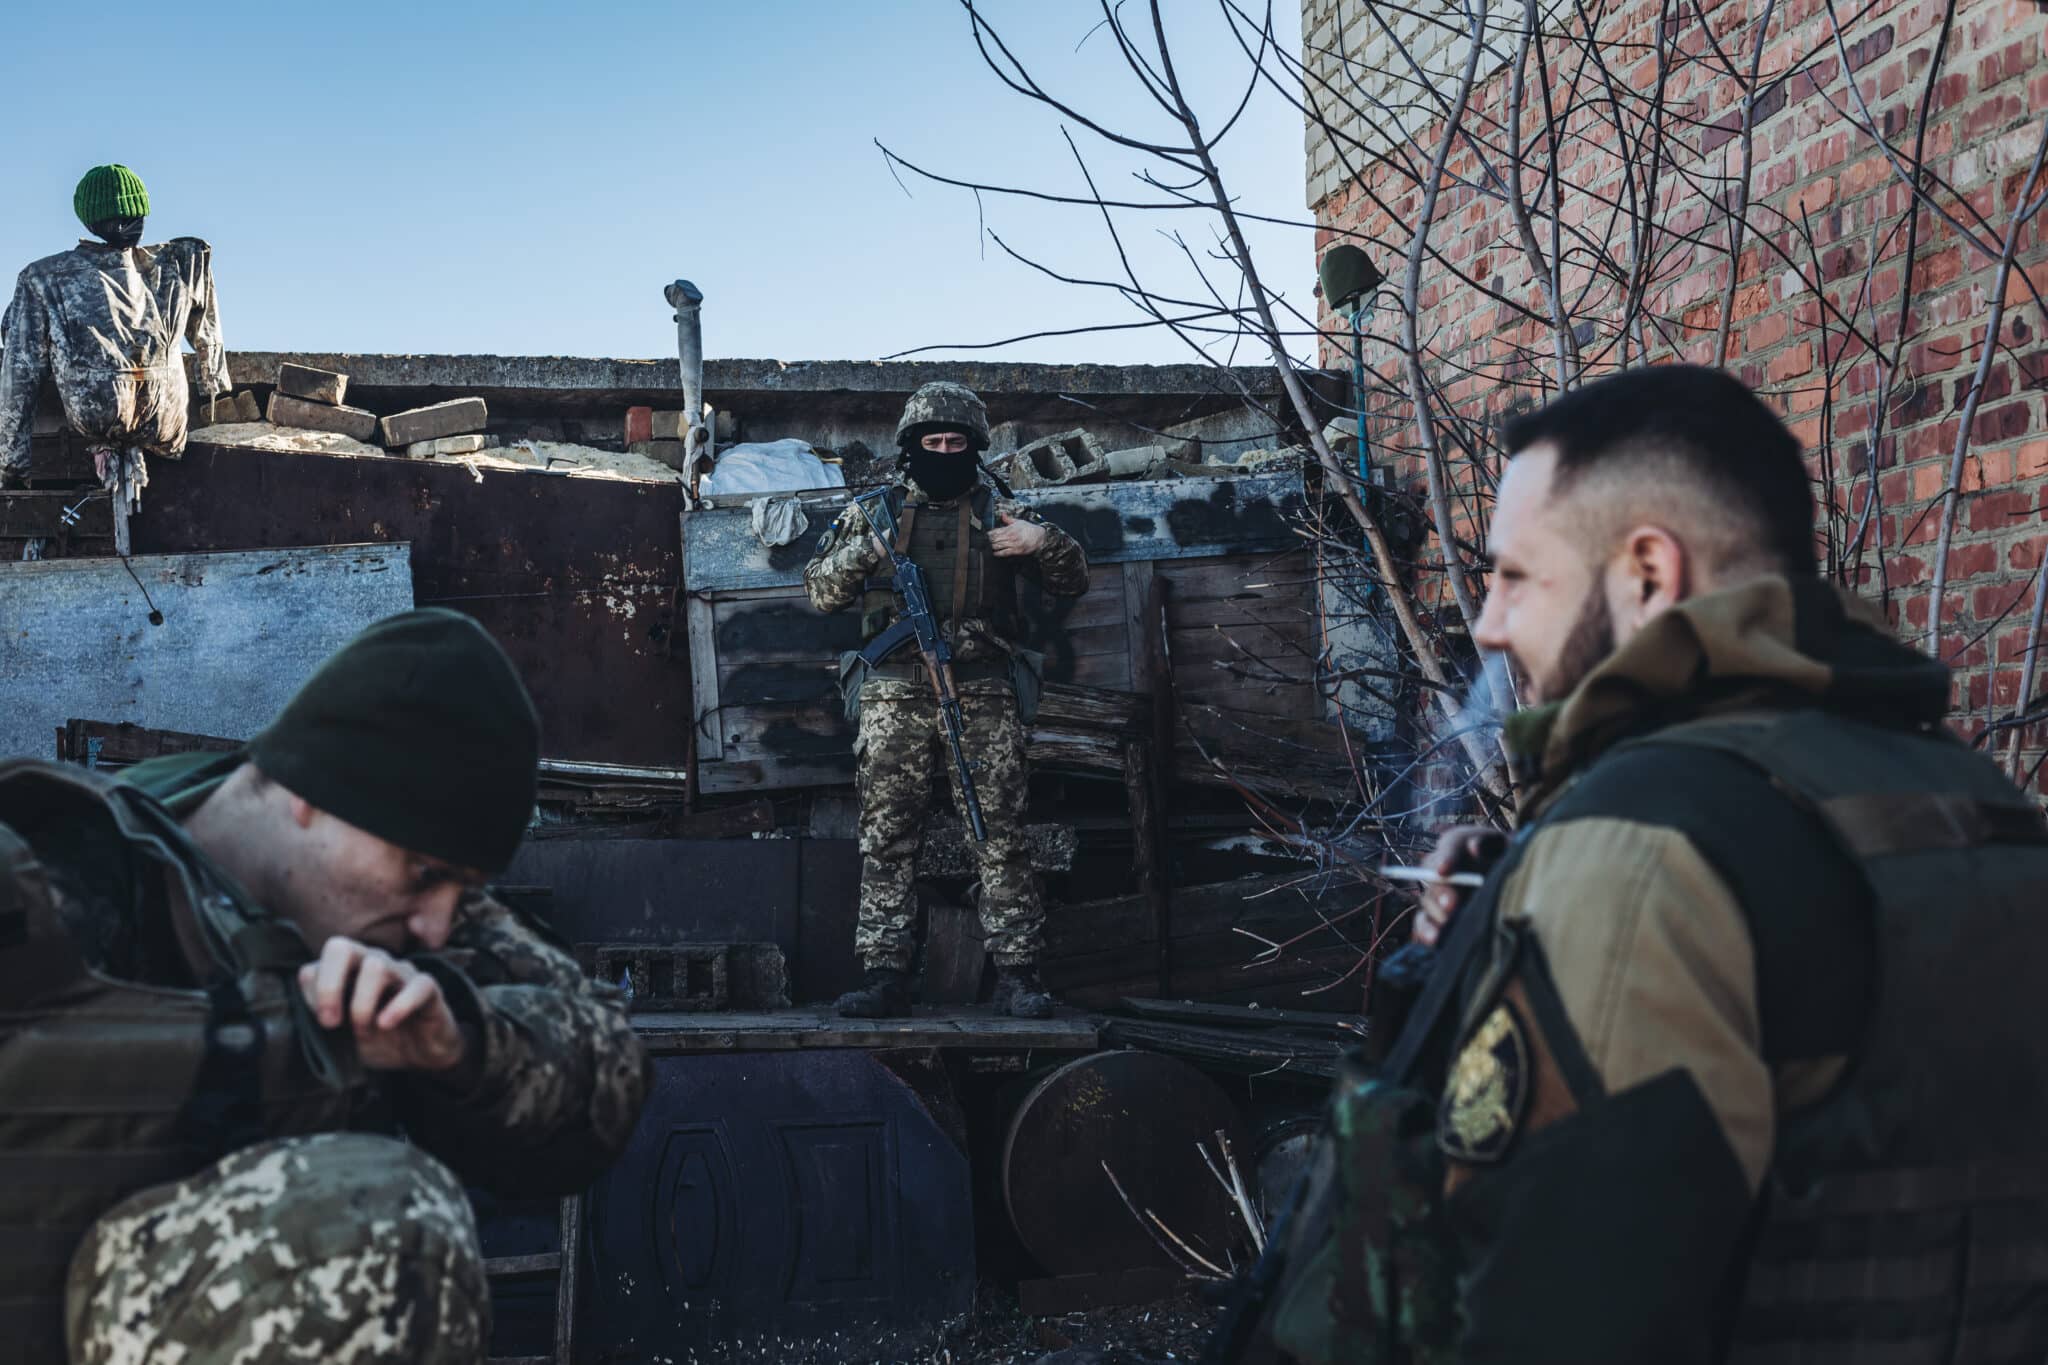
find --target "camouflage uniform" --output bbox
[67,1134,488,1365]
[2,756,650,1365]
[803,388,1089,975]
[0,238,228,484]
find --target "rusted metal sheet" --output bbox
[581,1050,975,1353]
[0,545,413,760]
[683,468,1307,592]
[129,442,689,768]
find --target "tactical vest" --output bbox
[1649,712,2048,1364]
[1249,707,2048,1365]
[0,760,366,1363]
[858,484,1016,664]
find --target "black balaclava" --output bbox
[89,216,145,248]
[902,426,981,502]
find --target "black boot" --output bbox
[992,965,1056,1020]
[835,967,912,1019]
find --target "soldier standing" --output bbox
[2,608,650,1365]
[805,381,1090,1019]
[0,166,230,552]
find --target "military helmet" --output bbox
[895,381,990,452]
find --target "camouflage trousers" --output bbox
[854,678,1042,971]
[66,1132,489,1365]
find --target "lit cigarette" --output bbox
[1378,865,1485,888]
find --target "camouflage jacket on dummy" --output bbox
[803,478,1091,667]
[0,238,228,480]
[0,752,650,1357]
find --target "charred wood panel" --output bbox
[682,469,1308,592]
[128,442,689,768]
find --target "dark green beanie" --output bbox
[74,165,150,229]
[248,608,541,874]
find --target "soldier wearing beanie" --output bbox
[0,608,650,1365]
[0,166,229,544]
[804,381,1090,1019]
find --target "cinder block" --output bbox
[229,391,261,423]
[1006,428,1107,488]
[589,944,731,1013]
[378,398,488,449]
[404,434,491,459]
[267,392,379,442]
[276,362,348,406]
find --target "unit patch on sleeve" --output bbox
[1438,1000,1532,1164]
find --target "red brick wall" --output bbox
[1312,0,2048,774]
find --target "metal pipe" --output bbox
[664,279,707,454]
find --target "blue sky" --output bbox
[0,1,1312,366]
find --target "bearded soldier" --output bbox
[805,381,1090,1019]
[2,608,650,1365]
[1224,366,2048,1364]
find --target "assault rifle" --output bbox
[853,489,988,842]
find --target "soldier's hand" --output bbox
[299,936,468,1074]
[1411,825,1508,947]
[991,511,1049,557]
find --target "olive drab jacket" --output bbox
[0,238,228,480]
[0,753,651,1363]
[1264,575,2048,1364]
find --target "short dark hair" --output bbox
[1501,365,1817,575]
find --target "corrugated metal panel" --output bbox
[0,544,413,760]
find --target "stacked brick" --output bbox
[257,362,491,457]
[1303,0,2048,776]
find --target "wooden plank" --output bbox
[1115,996,1368,1035]
[1058,649,1134,692]
[684,469,1308,590]
[483,1253,562,1277]
[554,1194,580,1365]
[695,757,852,794]
[57,718,241,769]
[632,1006,1098,1053]
[1122,560,1157,695]
[685,592,724,759]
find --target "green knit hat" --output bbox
[248,608,542,875]
[73,164,150,228]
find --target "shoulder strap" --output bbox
[951,498,972,629]
[1634,711,2048,860]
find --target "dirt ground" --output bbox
[641,1283,1221,1364]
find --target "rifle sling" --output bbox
[1380,863,1499,1085]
